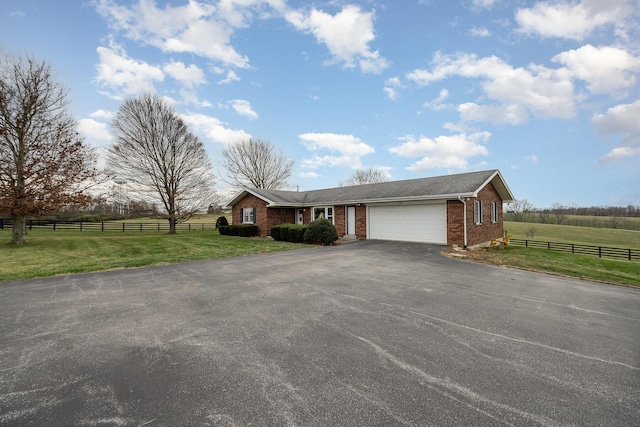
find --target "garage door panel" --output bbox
[369,204,446,244]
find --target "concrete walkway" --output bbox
[1,241,639,426]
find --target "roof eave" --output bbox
[474,170,516,203]
[266,193,477,207]
[224,188,278,209]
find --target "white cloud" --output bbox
[95,0,250,68]
[90,109,114,120]
[469,26,491,37]
[229,99,258,119]
[472,0,497,9]
[78,118,112,146]
[423,88,450,111]
[181,113,251,144]
[299,132,375,169]
[552,44,640,96]
[599,146,640,163]
[526,155,539,165]
[95,41,164,98]
[162,60,206,88]
[407,52,576,124]
[389,132,490,172]
[458,102,530,125]
[515,0,634,41]
[593,100,640,162]
[383,76,403,100]
[218,70,240,84]
[592,100,640,143]
[383,87,399,101]
[299,171,319,178]
[285,5,388,73]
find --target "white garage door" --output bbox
[368,203,447,244]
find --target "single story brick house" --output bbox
[225,169,515,247]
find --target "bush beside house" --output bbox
[303,218,338,245]
[271,224,308,243]
[218,225,258,237]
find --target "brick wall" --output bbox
[446,184,504,247]
[231,194,272,236]
[356,205,367,239]
[447,200,465,247]
[466,183,504,247]
[334,206,346,237]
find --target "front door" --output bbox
[296,208,304,224]
[347,206,356,235]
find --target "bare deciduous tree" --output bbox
[343,167,389,186]
[222,138,293,189]
[0,54,98,244]
[507,199,534,222]
[107,94,216,234]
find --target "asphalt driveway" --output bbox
[1,240,639,426]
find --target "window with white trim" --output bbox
[242,207,255,224]
[490,201,499,223]
[473,200,483,225]
[313,206,334,224]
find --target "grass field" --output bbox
[505,213,640,231]
[456,246,640,287]
[504,221,640,249]
[0,229,305,282]
[456,221,640,287]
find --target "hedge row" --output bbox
[218,225,258,237]
[270,223,308,243]
[271,218,338,245]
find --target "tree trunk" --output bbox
[168,215,177,235]
[10,215,27,244]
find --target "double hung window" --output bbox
[490,201,499,223]
[242,207,255,224]
[473,200,483,225]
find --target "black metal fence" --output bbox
[0,219,216,232]
[509,238,639,261]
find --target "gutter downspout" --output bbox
[458,196,467,248]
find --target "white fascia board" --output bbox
[267,193,475,207]
[475,170,515,203]
[225,188,277,209]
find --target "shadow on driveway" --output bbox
[1,240,639,425]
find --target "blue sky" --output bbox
[2,0,639,208]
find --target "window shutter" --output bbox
[252,207,256,223]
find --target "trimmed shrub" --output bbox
[215,216,229,229]
[279,223,293,242]
[218,224,258,237]
[287,224,308,243]
[237,225,258,237]
[270,225,282,241]
[270,223,307,242]
[303,218,338,245]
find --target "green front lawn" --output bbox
[451,245,640,287]
[0,229,305,282]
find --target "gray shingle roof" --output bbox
[229,169,514,207]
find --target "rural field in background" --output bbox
[504,221,640,249]
[462,221,640,287]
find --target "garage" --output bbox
[367,203,447,244]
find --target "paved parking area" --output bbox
[1,240,639,426]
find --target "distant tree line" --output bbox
[505,200,640,231]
